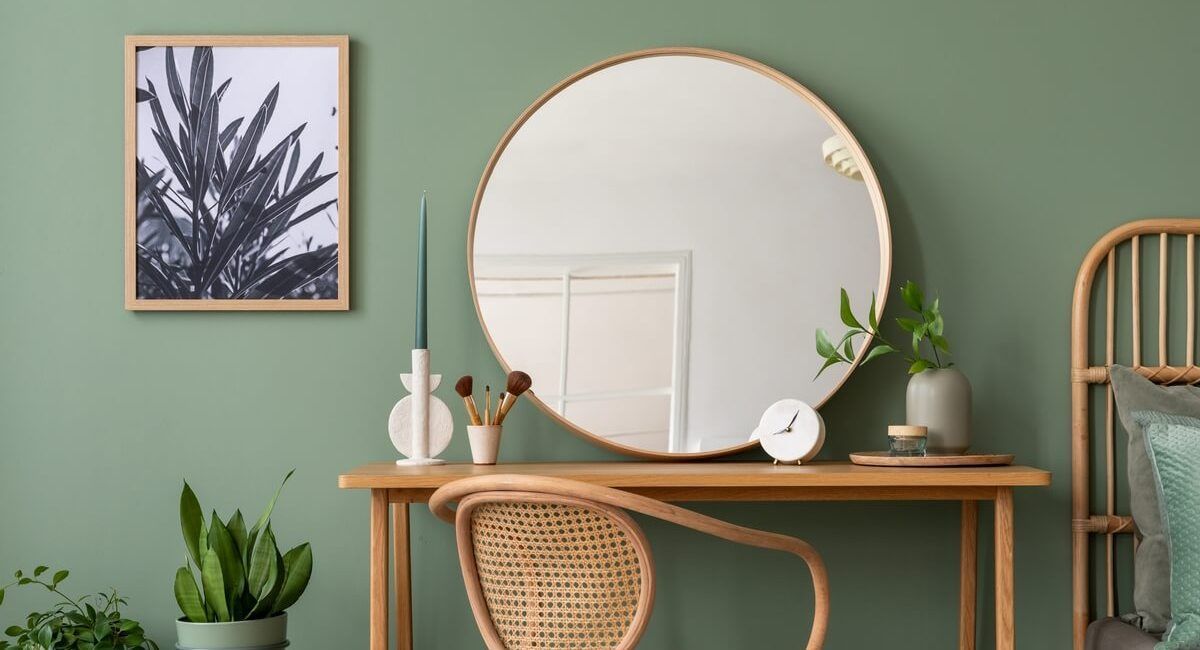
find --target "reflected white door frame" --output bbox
[475,251,692,452]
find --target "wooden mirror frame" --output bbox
[467,47,891,460]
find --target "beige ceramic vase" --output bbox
[905,367,972,454]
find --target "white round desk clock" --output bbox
[751,399,825,464]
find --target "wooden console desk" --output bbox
[339,461,1050,650]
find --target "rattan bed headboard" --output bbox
[1070,218,1200,649]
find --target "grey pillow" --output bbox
[1109,365,1200,633]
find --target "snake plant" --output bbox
[174,471,312,623]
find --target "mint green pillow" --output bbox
[1143,419,1200,649]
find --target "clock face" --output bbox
[752,399,825,463]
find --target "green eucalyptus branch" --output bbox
[815,280,952,378]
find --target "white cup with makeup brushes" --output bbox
[457,371,532,464]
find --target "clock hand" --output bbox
[770,409,802,435]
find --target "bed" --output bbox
[1070,219,1200,649]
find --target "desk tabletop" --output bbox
[338,461,1051,490]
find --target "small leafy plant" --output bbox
[174,471,312,623]
[0,566,158,650]
[815,280,952,377]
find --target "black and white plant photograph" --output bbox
[126,37,348,310]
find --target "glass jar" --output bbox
[888,425,928,457]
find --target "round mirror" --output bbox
[469,48,890,459]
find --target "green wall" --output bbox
[3,1,1199,647]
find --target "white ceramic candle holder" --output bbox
[389,348,452,465]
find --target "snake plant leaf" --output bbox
[271,543,312,614]
[248,470,295,544]
[227,510,247,559]
[180,483,204,568]
[839,288,863,329]
[248,525,278,599]
[200,548,229,622]
[208,512,245,607]
[247,549,282,619]
[174,567,207,623]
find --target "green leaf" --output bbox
[896,317,920,333]
[200,548,229,622]
[271,543,312,614]
[862,344,898,365]
[931,313,945,336]
[227,510,247,560]
[815,329,836,358]
[51,570,68,586]
[180,482,204,568]
[909,359,932,374]
[867,293,878,330]
[912,332,922,357]
[0,588,5,607]
[842,338,854,359]
[248,526,278,599]
[247,549,282,619]
[839,288,863,329]
[901,280,924,312]
[814,355,842,379]
[208,512,245,608]
[32,566,48,577]
[174,567,207,623]
[4,626,22,637]
[248,470,295,545]
[931,334,951,352]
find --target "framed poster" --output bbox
[125,36,349,310]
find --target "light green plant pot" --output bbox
[175,613,289,650]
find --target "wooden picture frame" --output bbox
[125,35,350,311]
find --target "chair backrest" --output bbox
[433,483,655,650]
[432,474,827,650]
[1070,219,1200,649]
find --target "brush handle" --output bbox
[494,393,519,425]
[462,395,482,426]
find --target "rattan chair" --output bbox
[429,474,829,650]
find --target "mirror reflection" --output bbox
[472,52,889,456]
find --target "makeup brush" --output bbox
[494,370,532,425]
[455,375,482,426]
[484,385,492,426]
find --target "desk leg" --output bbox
[995,488,1014,650]
[394,503,413,650]
[370,489,389,650]
[960,500,977,650]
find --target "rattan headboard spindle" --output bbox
[1070,218,1200,650]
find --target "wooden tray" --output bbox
[849,451,1015,467]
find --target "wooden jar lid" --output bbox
[887,425,928,438]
